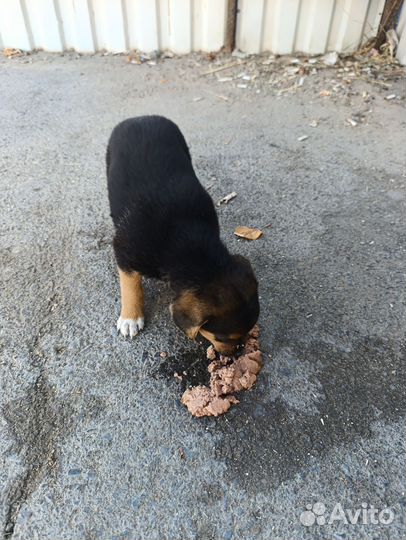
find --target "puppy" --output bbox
[107,116,259,355]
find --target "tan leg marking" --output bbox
[116,268,145,338]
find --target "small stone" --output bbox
[322,51,338,66]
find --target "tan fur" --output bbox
[185,325,202,340]
[172,289,245,354]
[170,290,207,339]
[118,268,144,320]
[199,328,239,356]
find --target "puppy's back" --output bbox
[106,115,219,277]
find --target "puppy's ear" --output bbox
[170,290,207,340]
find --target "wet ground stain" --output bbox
[209,336,406,492]
[155,345,211,392]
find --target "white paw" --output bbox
[116,316,144,338]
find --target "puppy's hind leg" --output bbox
[116,268,145,338]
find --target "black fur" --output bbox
[107,115,259,340]
[107,116,231,288]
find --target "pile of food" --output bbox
[181,326,262,417]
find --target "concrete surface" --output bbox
[0,53,405,540]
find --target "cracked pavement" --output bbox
[0,53,405,540]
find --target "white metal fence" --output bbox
[0,0,403,62]
[237,0,385,54]
[0,0,229,53]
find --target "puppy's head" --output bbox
[170,255,259,355]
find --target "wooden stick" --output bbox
[201,61,244,76]
[225,0,238,52]
[201,89,230,101]
[374,0,403,50]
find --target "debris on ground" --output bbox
[201,61,242,76]
[234,226,263,240]
[297,135,309,142]
[322,51,339,66]
[232,49,249,59]
[127,50,160,65]
[346,117,358,127]
[3,48,23,58]
[384,29,399,59]
[202,89,229,101]
[3,33,404,108]
[127,52,145,65]
[181,326,263,417]
[194,37,404,103]
[218,191,237,205]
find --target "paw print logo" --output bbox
[300,502,326,526]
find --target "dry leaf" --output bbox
[127,54,141,65]
[234,226,263,240]
[319,89,331,97]
[4,48,22,58]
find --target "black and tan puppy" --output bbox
[107,116,259,355]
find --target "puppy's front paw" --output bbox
[116,316,144,338]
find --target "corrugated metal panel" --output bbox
[0,0,227,53]
[193,0,227,52]
[125,0,159,52]
[237,0,386,54]
[296,0,336,54]
[91,0,126,52]
[0,0,389,55]
[24,0,64,51]
[58,0,95,53]
[161,0,192,53]
[327,0,371,53]
[0,0,32,51]
[262,0,301,55]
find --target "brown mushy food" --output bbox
[181,325,262,417]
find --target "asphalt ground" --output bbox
[0,52,405,540]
